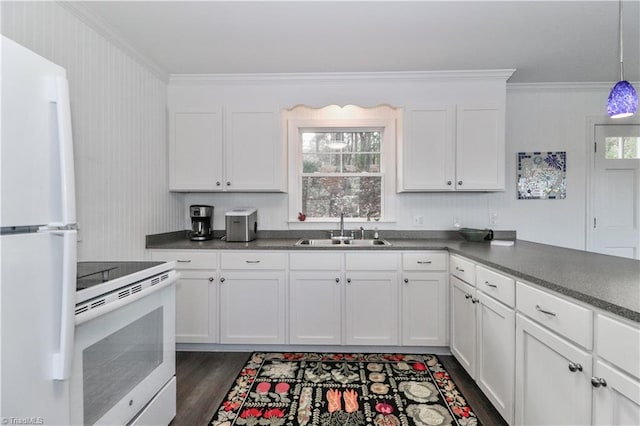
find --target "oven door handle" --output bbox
[75,270,180,326]
[52,230,77,380]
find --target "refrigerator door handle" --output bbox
[50,76,77,227]
[51,230,77,380]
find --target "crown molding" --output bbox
[58,1,169,83]
[507,81,639,91]
[169,69,516,85]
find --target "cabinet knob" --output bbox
[226,181,231,186]
[464,293,472,299]
[447,180,452,186]
[220,277,225,283]
[216,181,221,186]
[458,180,463,186]
[404,278,409,284]
[347,278,351,284]
[568,362,583,372]
[591,377,607,388]
[471,297,479,304]
[335,278,340,283]
[208,277,214,282]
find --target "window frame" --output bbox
[285,105,400,226]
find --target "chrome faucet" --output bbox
[360,226,365,240]
[339,212,345,237]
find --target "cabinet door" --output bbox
[450,276,476,377]
[593,360,640,426]
[401,272,447,346]
[476,292,515,424]
[455,105,505,191]
[219,271,285,344]
[399,107,454,191]
[289,272,342,345]
[169,110,223,191]
[345,272,399,345]
[515,314,592,426]
[224,110,283,191]
[174,270,218,343]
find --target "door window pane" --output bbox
[605,137,640,159]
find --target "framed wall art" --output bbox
[517,151,566,199]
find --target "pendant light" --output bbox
[607,0,638,118]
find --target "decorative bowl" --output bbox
[459,228,494,242]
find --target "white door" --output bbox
[591,124,640,259]
[174,270,218,343]
[592,360,640,426]
[450,276,476,378]
[476,292,515,424]
[344,272,399,345]
[401,272,448,346]
[289,272,342,345]
[515,314,592,426]
[218,271,285,344]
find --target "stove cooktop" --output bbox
[76,261,175,304]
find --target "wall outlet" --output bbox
[489,212,498,226]
[412,215,425,227]
[453,216,461,228]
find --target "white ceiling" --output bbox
[78,1,640,83]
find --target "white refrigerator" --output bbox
[1,36,77,424]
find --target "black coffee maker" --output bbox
[189,205,213,241]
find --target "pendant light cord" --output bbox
[618,0,624,81]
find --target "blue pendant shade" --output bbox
[607,80,638,118]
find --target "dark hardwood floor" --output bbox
[172,351,508,426]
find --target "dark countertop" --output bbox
[147,232,640,322]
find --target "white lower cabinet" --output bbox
[218,271,286,344]
[345,271,399,345]
[450,276,477,375]
[592,360,640,426]
[289,271,342,345]
[150,250,218,343]
[515,313,592,426]
[401,272,447,346]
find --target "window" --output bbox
[285,105,400,223]
[605,136,640,159]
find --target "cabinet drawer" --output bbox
[289,252,342,270]
[476,265,515,307]
[516,281,593,349]
[450,255,475,284]
[150,250,217,269]
[221,252,286,270]
[345,252,399,270]
[597,314,640,379]
[402,252,447,271]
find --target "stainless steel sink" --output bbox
[295,238,391,247]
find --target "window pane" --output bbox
[301,176,381,219]
[302,153,340,172]
[605,137,640,159]
[343,154,380,172]
[301,131,382,155]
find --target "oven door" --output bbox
[70,284,175,425]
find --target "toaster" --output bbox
[225,208,258,242]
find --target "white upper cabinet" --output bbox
[170,110,223,191]
[455,105,505,191]
[399,103,505,192]
[169,107,284,192]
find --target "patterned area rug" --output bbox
[209,353,480,426]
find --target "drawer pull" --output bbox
[484,281,498,288]
[568,362,583,372]
[591,377,607,388]
[245,260,261,264]
[455,267,465,272]
[536,305,557,317]
[177,260,191,263]
[417,261,432,264]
